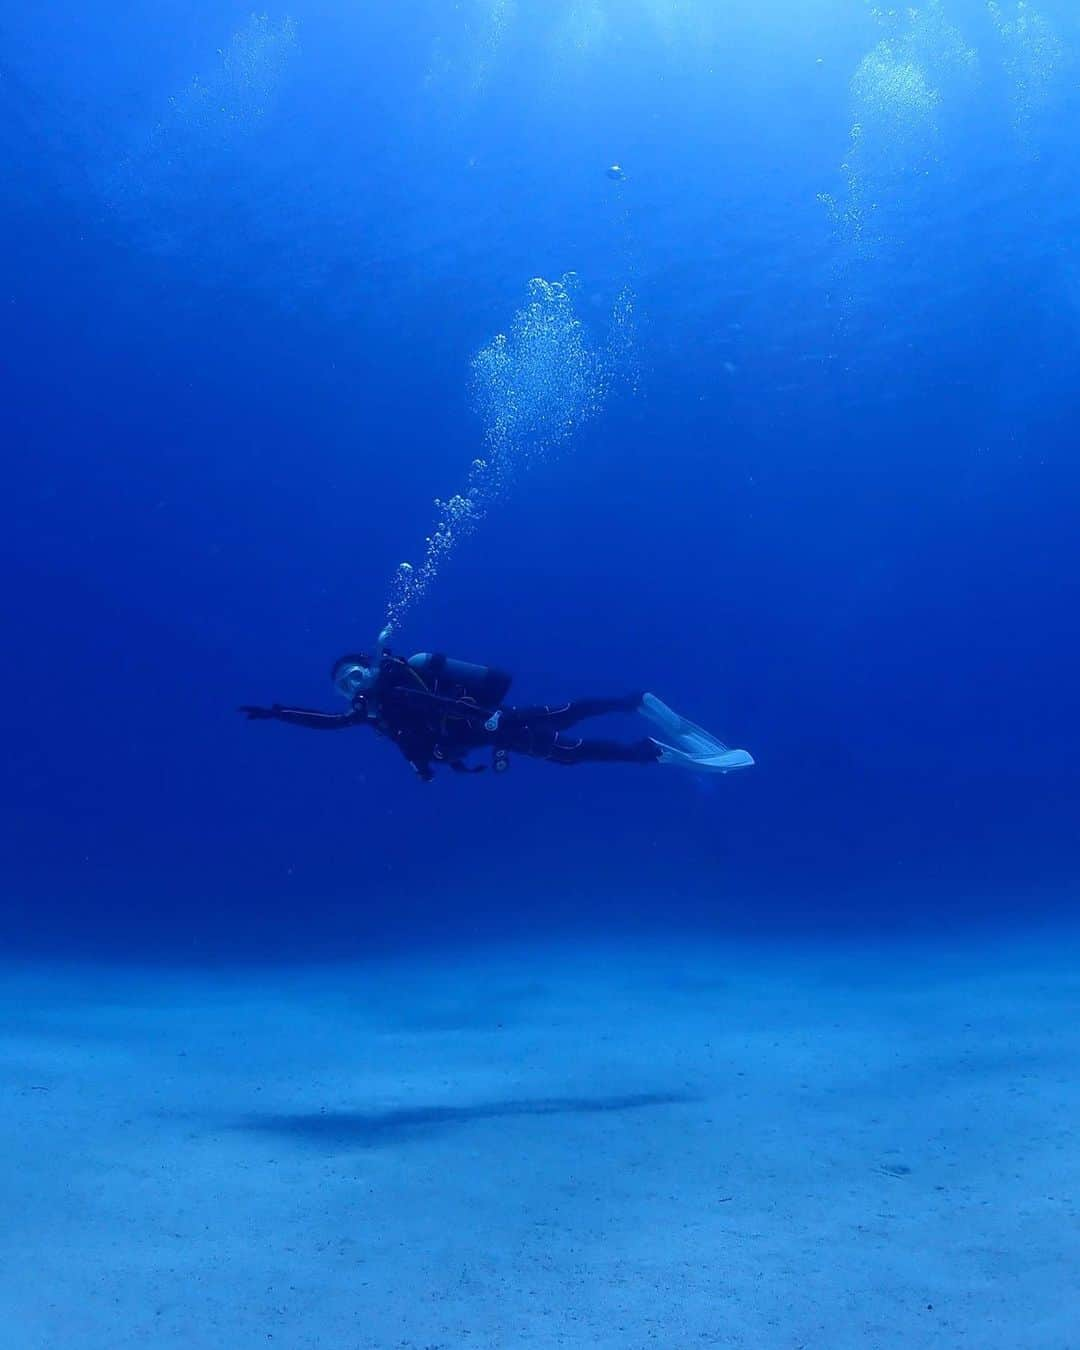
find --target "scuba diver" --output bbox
[240,629,753,783]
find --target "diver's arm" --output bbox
[239,705,363,730]
[384,725,437,782]
[399,743,435,782]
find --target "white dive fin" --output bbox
[651,739,755,773]
[640,693,753,769]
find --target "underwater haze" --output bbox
[3,2,1080,1346]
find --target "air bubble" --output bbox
[385,275,635,633]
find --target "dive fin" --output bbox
[640,692,752,769]
[651,738,755,773]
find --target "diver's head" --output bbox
[331,652,376,700]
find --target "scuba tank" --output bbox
[407,652,512,710]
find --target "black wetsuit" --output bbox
[246,654,660,781]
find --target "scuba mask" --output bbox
[332,654,376,700]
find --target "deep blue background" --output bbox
[3,1,1077,959]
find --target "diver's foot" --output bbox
[650,738,755,773]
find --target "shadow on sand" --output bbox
[241,1092,693,1147]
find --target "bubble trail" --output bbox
[385,273,635,634]
[105,14,299,232]
[987,1,1066,146]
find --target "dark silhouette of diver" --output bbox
[241,632,753,783]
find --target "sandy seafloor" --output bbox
[2,930,1078,1350]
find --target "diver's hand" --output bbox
[239,705,277,720]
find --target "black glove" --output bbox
[239,705,277,720]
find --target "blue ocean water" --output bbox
[4,5,1080,1343]
[5,1,1077,961]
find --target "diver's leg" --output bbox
[544,735,660,766]
[502,694,642,734]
